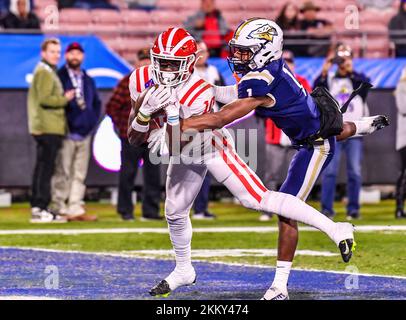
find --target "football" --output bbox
[128,85,166,146]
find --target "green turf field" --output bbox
[0,200,405,277]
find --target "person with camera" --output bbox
[315,44,371,220]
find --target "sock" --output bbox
[165,215,196,290]
[352,116,378,136]
[352,120,368,136]
[260,191,340,245]
[167,216,193,273]
[271,261,292,294]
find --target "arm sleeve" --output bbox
[213,84,238,104]
[129,70,140,101]
[35,69,68,108]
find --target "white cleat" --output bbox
[150,267,196,297]
[261,287,289,300]
[166,267,196,290]
[355,115,389,136]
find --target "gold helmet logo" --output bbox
[247,24,278,42]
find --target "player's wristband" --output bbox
[137,111,151,122]
[166,115,179,126]
[131,119,149,132]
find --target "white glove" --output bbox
[147,123,169,155]
[164,95,181,126]
[138,86,173,121]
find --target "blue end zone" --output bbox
[0,248,405,300]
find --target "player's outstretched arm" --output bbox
[181,96,273,132]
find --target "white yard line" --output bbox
[1,246,405,280]
[0,296,60,300]
[0,225,405,235]
[125,248,339,257]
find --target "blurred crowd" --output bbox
[1,0,406,58]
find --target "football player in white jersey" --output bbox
[128,27,357,298]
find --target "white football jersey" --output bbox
[129,65,228,161]
[129,65,215,118]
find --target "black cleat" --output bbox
[339,238,356,263]
[149,276,197,297]
[372,115,389,131]
[149,280,172,297]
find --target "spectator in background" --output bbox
[275,2,303,56]
[126,0,156,10]
[359,0,396,9]
[316,44,370,220]
[0,0,9,18]
[184,0,229,57]
[259,50,312,221]
[394,67,406,219]
[2,0,40,29]
[191,41,225,220]
[51,42,101,222]
[106,48,163,222]
[57,0,76,9]
[0,0,32,15]
[28,38,75,223]
[299,1,332,57]
[389,0,406,57]
[74,0,119,10]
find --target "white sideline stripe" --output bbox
[0,296,60,300]
[0,225,406,235]
[126,248,339,258]
[1,246,405,280]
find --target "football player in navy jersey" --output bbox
[173,18,389,300]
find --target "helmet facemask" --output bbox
[151,51,196,87]
[227,40,263,74]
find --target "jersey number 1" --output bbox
[282,66,307,96]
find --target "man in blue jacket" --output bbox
[51,42,101,221]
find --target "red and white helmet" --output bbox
[150,27,198,87]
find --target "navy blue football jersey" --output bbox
[238,58,321,142]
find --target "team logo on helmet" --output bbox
[247,24,278,42]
